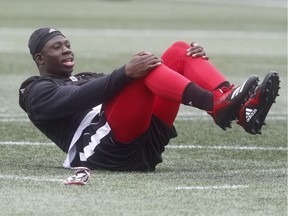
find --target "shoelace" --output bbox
[221,84,234,93]
[215,84,235,101]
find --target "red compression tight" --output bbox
[104,41,227,143]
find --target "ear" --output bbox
[34,53,44,65]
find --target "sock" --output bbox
[182,82,214,111]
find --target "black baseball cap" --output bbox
[28,27,65,57]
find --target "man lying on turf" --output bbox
[19,27,280,172]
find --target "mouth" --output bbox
[62,58,75,68]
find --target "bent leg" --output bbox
[104,64,193,143]
[151,41,230,125]
[152,97,180,127]
[162,41,228,92]
[105,41,229,142]
[104,80,155,143]
[144,65,191,127]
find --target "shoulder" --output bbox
[19,76,58,94]
[19,76,40,90]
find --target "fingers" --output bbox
[137,51,152,56]
[186,42,209,60]
[191,42,199,47]
[138,52,162,67]
[201,55,209,60]
[125,52,162,79]
[145,56,162,70]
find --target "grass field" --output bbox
[0,0,287,215]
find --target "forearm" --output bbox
[76,66,130,104]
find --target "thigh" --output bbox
[104,80,155,143]
[152,97,180,127]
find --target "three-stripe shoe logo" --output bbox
[245,108,257,122]
[231,79,248,100]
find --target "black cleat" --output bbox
[209,75,259,130]
[237,71,280,134]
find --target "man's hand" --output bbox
[186,42,209,60]
[125,51,162,79]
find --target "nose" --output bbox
[62,45,72,54]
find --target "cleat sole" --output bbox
[246,72,280,134]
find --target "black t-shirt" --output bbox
[19,66,130,152]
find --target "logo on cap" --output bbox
[49,28,57,33]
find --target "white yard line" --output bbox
[167,145,287,151]
[0,141,286,151]
[0,118,29,122]
[175,116,287,121]
[0,141,53,146]
[1,112,286,117]
[1,168,284,184]
[1,116,286,122]
[0,112,286,122]
[175,185,249,190]
[0,174,250,190]
[0,174,63,182]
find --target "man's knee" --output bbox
[170,41,190,49]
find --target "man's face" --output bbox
[39,35,75,77]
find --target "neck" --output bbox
[39,68,72,78]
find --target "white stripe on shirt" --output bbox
[63,105,102,168]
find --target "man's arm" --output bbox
[26,66,130,120]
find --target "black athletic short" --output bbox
[71,115,177,171]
